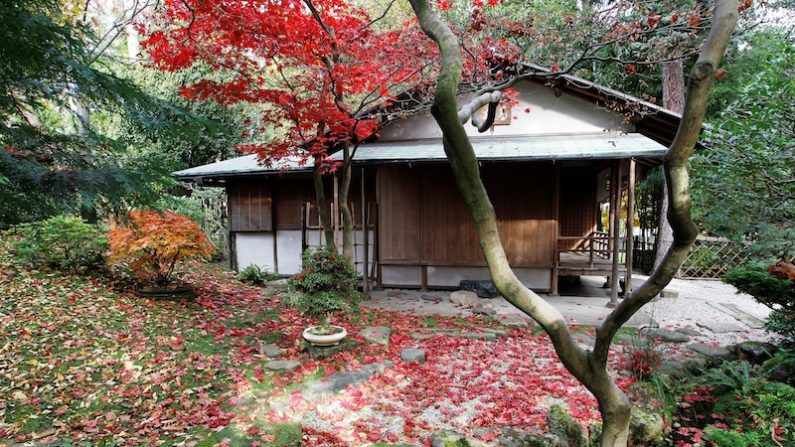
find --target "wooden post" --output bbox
[361,168,370,297]
[550,162,560,296]
[608,160,623,307]
[625,158,636,294]
[301,202,308,252]
[333,174,340,248]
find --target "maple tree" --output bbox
[408,0,738,445]
[108,210,214,286]
[142,0,434,260]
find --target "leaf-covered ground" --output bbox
[0,264,637,447]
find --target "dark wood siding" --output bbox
[378,163,556,268]
[377,166,421,262]
[228,181,272,231]
[558,168,597,250]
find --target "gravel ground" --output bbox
[635,274,776,345]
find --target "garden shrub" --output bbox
[724,261,795,342]
[6,215,107,273]
[108,210,214,287]
[288,246,359,324]
[237,264,279,286]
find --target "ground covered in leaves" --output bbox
[1,263,639,447]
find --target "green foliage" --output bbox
[0,1,244,228]
[5,215,107,273]
[692,30,795,259]
[704,379,795,446]
[288,247,360,323]
[237,264,279,286]
[724,263,795,341]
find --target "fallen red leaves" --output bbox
[0,265,635,446]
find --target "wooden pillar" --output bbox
[333,174,340,248]
[550,163,560,296]
[361,167,370,297]
[625,159,636,295]
[608,160,623,307]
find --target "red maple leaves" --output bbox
[143,0,434,169]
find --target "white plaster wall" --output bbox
[235,232,276,273]
[427,266,551,290]
[380,81,633,141]
[275,229,376,276]
[275,230,303,275]
[381,265,422,286]
[381,265,551,290]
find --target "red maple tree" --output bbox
[142,0,436,258]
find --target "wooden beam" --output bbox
[361,167,370,297]
[550,162,560,296]
[608,160,622,307]
[625,158,636,294]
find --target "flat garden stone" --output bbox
[307,338,358,360]
[659,289,679,299]
[675,328,702,337]
[360,326,391,346]
[460,331,497,341]
[305,361,392,396]
[449,290,479,306]
[640,328,691,343]
[688,342,732,360]
[409,332,435,340]
[264,360,300,372]
[421,294,442,303]
[266,278,289,289]
[431,430,489,447]
[472,306,497,316]
[401,348,426,363]
[696,320,744,333]
[260,343,284,358]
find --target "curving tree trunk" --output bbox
[407,0,737,445]
[313,161,337,252]
[339,152,355,262]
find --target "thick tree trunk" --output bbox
[339,145,355,262]
[408,0,736,446]
[312,162,337,252]
[654,60,686,270]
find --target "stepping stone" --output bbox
[460,331,498,341]
[688,343,732,360]
[360,326,391,346]
[386,291,406,298]
[449,290,479,306]
[305,361,392,396]
[719,303,767,329]
[409,332,435,340]
[659,289,679,299]
[675,328,702,337]
[264,360,300,372]
[472,307,497,316]
[401,348,426,363]
[483,328,508,337]
[498,314,531,326]
[307,338,358,360]
[696,320,744,333]
[421,294,442,303]
[266,278,289,289]
[260,343,284,358]
[640,328,691,343]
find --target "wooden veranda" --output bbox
[551,158,637,307]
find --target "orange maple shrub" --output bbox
[108,210,214,286]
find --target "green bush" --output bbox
[237,264,279,286]
[724,262,795,341]
[6,216,107,273]
[288,246,359,324]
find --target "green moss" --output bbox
[547,405,587,447]
[629,407,665,445]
